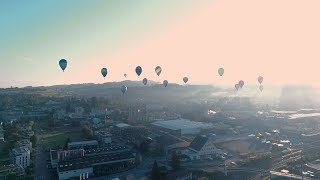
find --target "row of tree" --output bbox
[151,151,181,180]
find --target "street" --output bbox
[34,134,50,180]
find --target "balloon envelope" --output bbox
[155,66,162,76]
[218,68,224,76]
[135,66,142,76]
[235,84,240,90]
[124,74,127,77]
[142,78,148,86]
[59,59,67,72]
[101,68,108,78]
[163,80,168,87]
[238,80,244,88]
[259,85,264,92]
[121,85,127,95]
[183,77,189,84]
[258,76,263,84]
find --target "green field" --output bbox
[42,130,82,150]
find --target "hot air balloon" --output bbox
[258,76,263,84]
[135,66,142,76]
[155,66,162,76]
[235,84,240,90]
[142,78,148,86]
[59,59,67,72]
[259,85,264,92]
[238,80,244,88]
[124,74,127,78]
[101,68,108,78]
[218,68,224,76]
[163,80,168,87]
[121,85,127,95]
[183,77,189,84]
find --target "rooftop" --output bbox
[189,135,208,152]
[58,151,135,172]
[68,140,98,147]
[151,119,213,131]
[85,146,130,155]
[12,147,29,156]
[116,123,131,128]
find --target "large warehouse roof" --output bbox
[151,119,213,131]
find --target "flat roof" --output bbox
[12,147,29,155]
[151,119,213,130]
[85,146,129,155]
[58,152,135,172]
[68,140,98,147]
[116,123,131,128]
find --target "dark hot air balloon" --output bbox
[59,59,67,72]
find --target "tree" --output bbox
[27,120,34,129]
[151,160,161,180]
[64,138,71,150]
[139,142,149,154]
[171,151,180,171]
[30,134,37,148]
[81,126,93,140]
[6,173,16,180]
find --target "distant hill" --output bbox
[0,81,221,104]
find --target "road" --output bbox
[34,134,50,180]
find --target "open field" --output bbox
[42,129,82,150]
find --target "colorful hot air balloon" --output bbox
[142,78,148,86]
[155,66,162,76]
[259,85,264,92]
[258,76,263,84]
[101,68,108,78]
[235,84,240,90]
[238,80,244,88]
[163,80,168,87]
[135,66,142,76]
[183,77,189,84]
[121,85,127,95]
[218,68,224,76]
[59,59,67,72]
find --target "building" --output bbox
[182,135,223,161]
[50,149,85,168]
[57,151,136,180]
[15,139,32,151]
[151,119,213,136]
[95,131,112,144]
[304,160,320,177]
[166,170,193,180]
[154,135,189,155]
[67,140,98,150]
[10,147,30,168]
[0,164,25,180]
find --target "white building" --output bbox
[182,135,223,160]
[151,119,213,135]
[58,167,92,180]
[10,147,30,168]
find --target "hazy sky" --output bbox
[1,0,320,88]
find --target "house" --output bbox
[182,135,223,161]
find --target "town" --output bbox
[0,83,319,180]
